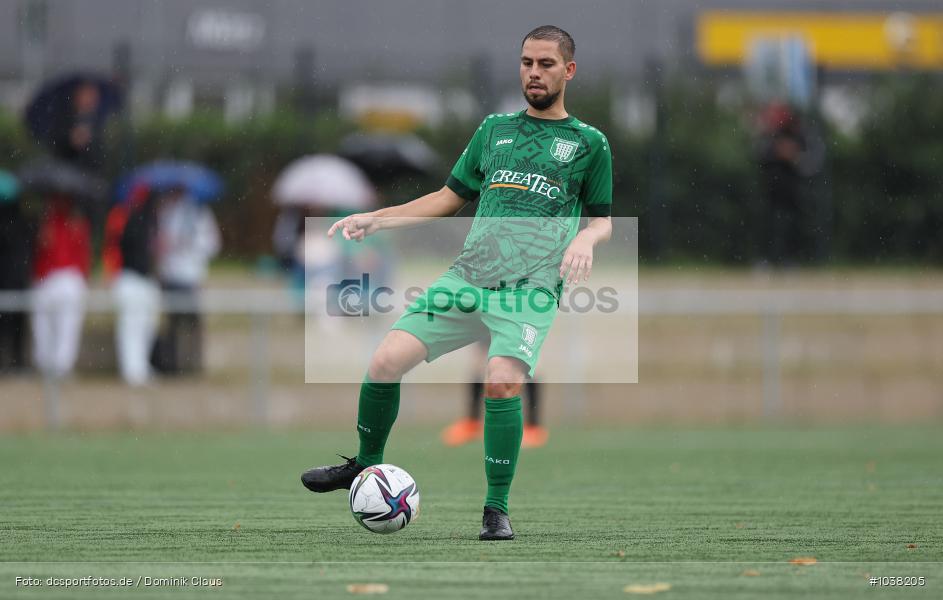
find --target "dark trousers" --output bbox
[761,167,804,266]
[0,310,27,373]
[153,284,204,374]
[765,202,804,266]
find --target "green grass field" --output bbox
[1,426,941,599]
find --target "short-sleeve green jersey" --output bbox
[445,110,612,297]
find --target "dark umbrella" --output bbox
[114,161,224,204]
[18,158,106,203]
[24,72,123,144]
[339,133,440,182]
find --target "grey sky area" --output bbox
[2,0,939,86]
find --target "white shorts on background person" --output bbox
[113,270,161,386]
[31,268,87,378]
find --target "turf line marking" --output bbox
[3,561,941,565]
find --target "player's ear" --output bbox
[564,60,576,81]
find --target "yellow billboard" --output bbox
[697,11,943,69]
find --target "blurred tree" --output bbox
[831,75,943,263]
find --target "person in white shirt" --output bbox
[155,190,220,374]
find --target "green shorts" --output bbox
[391,271,557,377]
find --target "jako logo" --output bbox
[485,456,511,464]
[357,423,372,433]
[495,138,514,146]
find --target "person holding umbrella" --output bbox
[25,73,122,174]
[271,155,382,319]
[19,158,103,379]
[113,161,223,375]
[30,192,92,379]
[103,183,161,386]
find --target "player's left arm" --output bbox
[560,216,611,284]
[561,132,614,284]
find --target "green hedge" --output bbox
[1,75,940,264]
[613,74,943,265]
[829,76,943,262]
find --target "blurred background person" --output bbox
[271,154,381,323]
[0,172,33,374]
[271,206,308,308]
[155,187,221,374]
[273,207,304,271]
[31,192,91,379]
[26,74,122,175]
[754,100,825,267]
[111,161,224,376]
[55,80,104,172]
[104,184,161,386]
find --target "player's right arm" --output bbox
[329,117,490,242]
[327,186,466,241]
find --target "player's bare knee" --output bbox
[484,357,526,398]
[483,381,523,398]
[367,352,403,383]
[367,331,426,382]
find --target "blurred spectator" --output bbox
[52,81,105,173]
[31,194,91,379]
[26,74,121,175]
[0,174,33,374]
[273,207,304,271]
[271,155,379,313]
[154,189,221,374]
[104,185,160,386]
[273,206,336,312]
[755,101,823,266]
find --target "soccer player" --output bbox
[302,25,612,541]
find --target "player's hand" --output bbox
[560,233,594,284]
[327,213,380,242]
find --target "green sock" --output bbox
[483,396,523,514]
[355,376,400,467]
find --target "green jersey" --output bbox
[445,110,613,297]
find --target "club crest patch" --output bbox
[550,137,579,163]
[521,324,537,346]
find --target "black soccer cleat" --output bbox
[301,455,365,492]
[479,506,515,540]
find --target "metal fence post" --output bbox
[761,308,782,418]
[250,312,271,425]
[42,375,61,430]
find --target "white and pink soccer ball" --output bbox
[348,464,420,534]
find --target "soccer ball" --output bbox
[348,464,420,534]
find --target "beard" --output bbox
[522,84,561,111]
